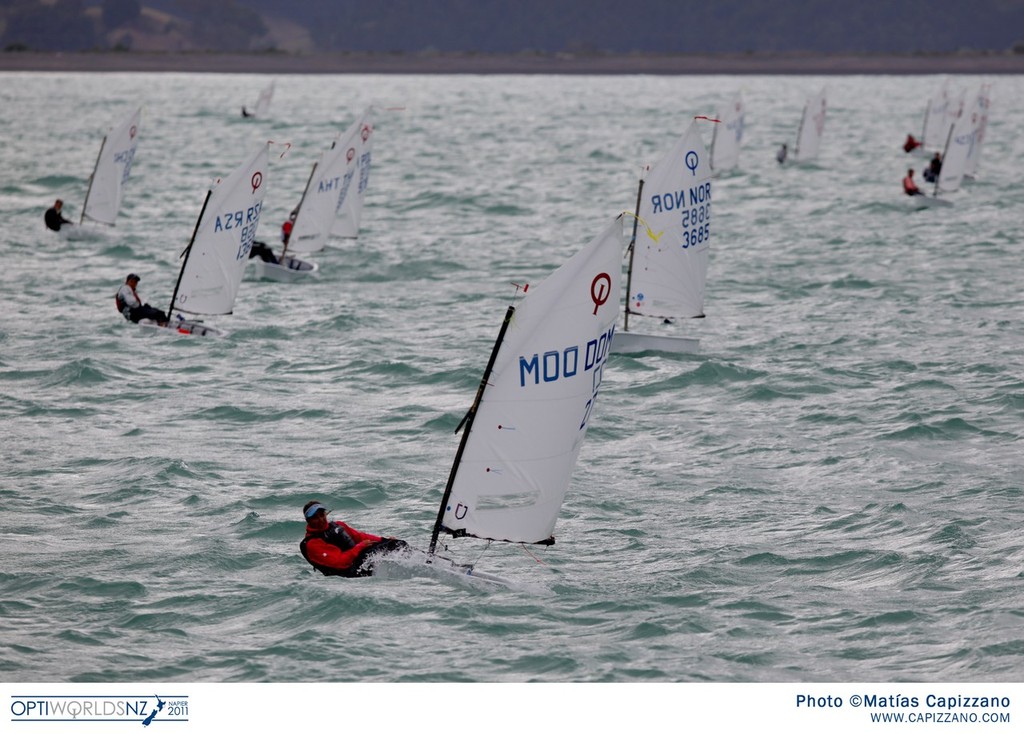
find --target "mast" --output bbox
[920,102,930,149]
[428,304,515,556]
[794,101,808,159]
[79,135,107,225]
[167,190,212,319]
[279,162,318,263]
[623,173,645,333]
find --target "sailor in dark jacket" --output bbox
[44,199,72,231]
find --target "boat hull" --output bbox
[614,331,700,355]
[914,195,953,209]
[250,255,319,283]
[137,318,226,337]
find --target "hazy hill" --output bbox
[3,0,1024,55]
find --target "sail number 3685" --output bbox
[681,203,711,249]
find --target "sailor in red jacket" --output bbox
[300,501,408,577]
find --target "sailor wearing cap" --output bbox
[115,273,168,325]
[299,500,408,577]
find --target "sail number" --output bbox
[212,202,263,261]
[515,325,615,432]
[113,147,137,185]
[357,151,372,194]
[330,170,355,215]
[649,182,711,251]
[681,203,711,249]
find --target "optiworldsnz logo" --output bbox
[10,694,188,726]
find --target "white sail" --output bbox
[330,108,374,239]
[435,216,623,545]
[921,82,950,152]
[794,88,826,161]
[710,92,744,172]
[254,81,274,118]
[627,120,711,323]
[172,144,269,316]
[81,107,141,225]
[964,84,991,179]
[935,101,976,196]
[289,129,361,254]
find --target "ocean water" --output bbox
[0,71,1022,685]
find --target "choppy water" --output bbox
[1,71,1022,684]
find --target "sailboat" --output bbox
[79,107,142,227]
[142,143,270,336]
[330,108,374,240]
[964,83,991,181]
[787,87,827,164]
[614,119,711,356]
[249,124,361,282]
[242,81,274,119]
[424,216,623,575]
[710,92,744,174]
[917,101,976,209]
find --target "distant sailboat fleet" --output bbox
[905,79,991,207]
[50,77,989,353]
[55,78,989,349]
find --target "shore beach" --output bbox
[2,50,1024,74]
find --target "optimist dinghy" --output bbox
[138,144,270,337]
[615,119,712,355]
[422,216,623,581]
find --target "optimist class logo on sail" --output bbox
[518,270,615,397]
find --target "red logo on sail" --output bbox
[251,171,263,193]
[590,273,611,315]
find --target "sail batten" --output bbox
[434,217,623,547]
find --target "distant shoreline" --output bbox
[2,50,1024,75]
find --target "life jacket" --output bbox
[114,293,131,320]
[300,522,363,577]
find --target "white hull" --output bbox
[137,318,226,337]
[614,331,700,355]
[914,194,953,209]
[60,224,106,242]
[249,254,319,283]
[371,549,512,588]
